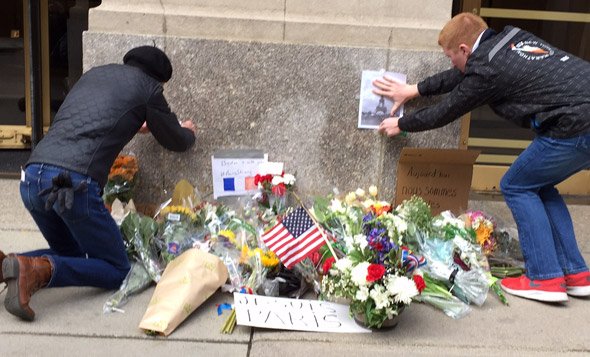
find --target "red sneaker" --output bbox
[501,275,568,302]
[565,271,590,297]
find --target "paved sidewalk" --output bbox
[1,178,589,356]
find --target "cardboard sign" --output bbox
[394,148,480,215]
[211,150,267,199]
[234,293,371,333]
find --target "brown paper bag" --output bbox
[139,248,229,336]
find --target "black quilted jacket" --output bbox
[28,64,195,187]
[399,26,590,138]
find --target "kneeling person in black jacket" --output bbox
[0,46,196,321]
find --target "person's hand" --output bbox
[372,76,419,115]
[181,119,197,135]
[138,122,150,134]
[378,117,402,137]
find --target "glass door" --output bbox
[0,0,29,149]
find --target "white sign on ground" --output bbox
[234,293,371,333]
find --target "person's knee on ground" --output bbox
[2,255,53,321]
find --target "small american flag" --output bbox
[261,207,325,269]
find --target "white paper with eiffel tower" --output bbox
[358,70,406,129]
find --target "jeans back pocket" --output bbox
[58,178,91,224]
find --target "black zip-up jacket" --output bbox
[399,26,590,138]
[28,64,195,188]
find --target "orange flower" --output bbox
[108,155,138,182]
[370,202,391,216]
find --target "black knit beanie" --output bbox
[123,46,173,82]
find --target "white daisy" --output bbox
[386,276,418,304]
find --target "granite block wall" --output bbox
[84,33,457,206]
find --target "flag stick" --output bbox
[291,192,339,261]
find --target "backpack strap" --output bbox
[488,27,521,62]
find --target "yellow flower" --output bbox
[355,188,365,197]
[245,247,280,268]
[219,230,236,244]
[345,192,357,205]
[160,205,196,221]
[475,224,493,246]
[257,248,280,268]
[240,245,250,264]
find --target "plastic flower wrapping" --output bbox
[396,197,512,314]
[104,182,235,313]
[317,187,424,328]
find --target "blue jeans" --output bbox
[500,134,590,280]
[20,164,130,289]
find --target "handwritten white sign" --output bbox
[211,155,267,199]
[234,293,371,333]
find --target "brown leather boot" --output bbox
[2,256,53,321]
[0,250,6,283]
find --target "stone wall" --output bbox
[84,1,458,205]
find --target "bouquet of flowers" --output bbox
[254,171,296,215]
[156,204,203,264]
[320,193,424,329]
[103,211,161,313]
[422,210,491,306]
[461,210,524,279]
[103,154,139,207]
[312,186,389,249]
[210,216,281,334]
[461,210,496,255]
[394,197,479,317]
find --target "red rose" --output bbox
[310,251,321,265]
[413,275,426,293]
[272,182,287,196]
[322,257,336,275]
[254,174,261,186]
[366,264,386,282]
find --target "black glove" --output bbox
[38,171,88,213]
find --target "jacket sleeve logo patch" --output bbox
[510,40,554,60]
